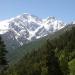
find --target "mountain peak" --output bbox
[46,16,56,20]
[0,13,65,47]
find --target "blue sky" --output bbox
[0,0,75,22]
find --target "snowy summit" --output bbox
[0,13,65,47]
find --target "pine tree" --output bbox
[0,36,8,74]
[46,40,63,75]
[60,50,70,75]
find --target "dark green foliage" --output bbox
[59,50,70,75]
[46,40,63,75]
[0,36,7,65]
[0,36,8,74]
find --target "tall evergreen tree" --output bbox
[60,50,70,75]
[0,36,8,73]
[46,40,63,75]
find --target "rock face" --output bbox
[0,13,65,50]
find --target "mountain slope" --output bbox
[6,24,75,65]
[6,24,75,75]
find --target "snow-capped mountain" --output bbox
[0,13,65,50]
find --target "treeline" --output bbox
[1,27,75,75]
